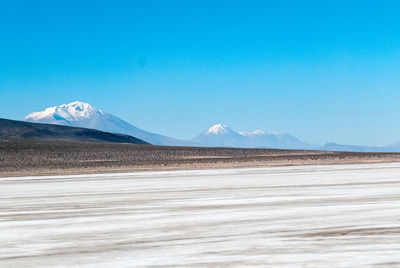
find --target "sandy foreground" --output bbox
[1,163,400,267]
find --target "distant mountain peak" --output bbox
[23,101,195,146]
[240,129,267,136]
[24,101,104,122]
[205,124,233,135]
[252,129,266,135]
[192,124,311,149]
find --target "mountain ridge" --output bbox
[319,142,400,153]
[0,118,148,144]
[22,102,400,152]
[24,101,196,146]
[192,123,315,149]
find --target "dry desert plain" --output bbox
[1,163,400,267]
[2,139,400,177]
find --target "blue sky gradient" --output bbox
[1,0,400,145]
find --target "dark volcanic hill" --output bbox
[0,118,149,144]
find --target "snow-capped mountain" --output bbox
[22,104,400,151]
[192,124,313,149]
[24,101,194,146]
[191,124,246,147]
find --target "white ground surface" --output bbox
[1,163,400,267]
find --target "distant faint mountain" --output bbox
[24,101,195,146]
[388,141,400,148]
[319,142,400,152]
[0,118,148,144]
[191,124,314,149]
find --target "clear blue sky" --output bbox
[1,0,400,146]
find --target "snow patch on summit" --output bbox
[240,130,268,136]
[205,124,232,135]
[25,101,104,122]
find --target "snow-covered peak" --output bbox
[24,101,104,122]
[193,124,309,149]
[23,101,195,146]
[240,129,267,136]
[253,129,266,135]
[205,124,233,135]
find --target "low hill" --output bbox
[0,118,148,144]
[319,142,400,153]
